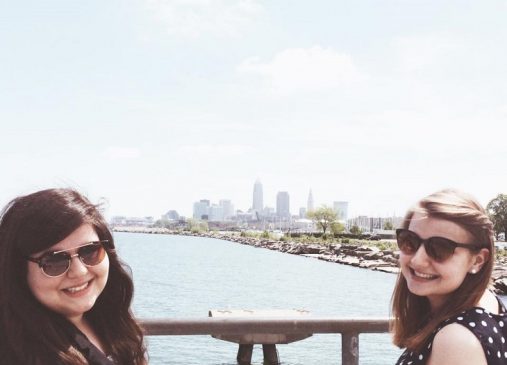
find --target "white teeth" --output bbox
[65,282,89,293]
[413,270,437,279]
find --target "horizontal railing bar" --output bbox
[139,317,390,336]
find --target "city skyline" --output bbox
[190,181,349,221]
[1,1,506,220]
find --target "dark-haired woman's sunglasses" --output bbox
[395,229,481,262]
[27,240,112,277]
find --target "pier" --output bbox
[140,316,390,365]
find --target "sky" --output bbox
[1,0,507,220]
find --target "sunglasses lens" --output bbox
[396,230,419,254]
[79,243,106,266]
[41,253,70,277]
[426,238,455,262]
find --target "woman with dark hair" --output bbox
[391,189,506,365]
[0,188,146,364]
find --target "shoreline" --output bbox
[113,227,507,295]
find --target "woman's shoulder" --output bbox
[429,323,487,364]
[430,306,507,364]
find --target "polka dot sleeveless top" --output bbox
[396,298,507,365]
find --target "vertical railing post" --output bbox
[341,332,359,365]
[237,344,253,364]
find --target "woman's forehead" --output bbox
[408,212,476,243]
[35,224,99,254]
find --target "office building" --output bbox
[252,179,263,213]
[209,204,224,222]
[307,189,314,212]
[219,199,235,220]
[333,201,349,221]
[193,199,210,220]
[276,191,290,218]
[299,207,307,218]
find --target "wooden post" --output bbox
[341,332,359,365]
[237,344,253,364]
[262,344,279,364]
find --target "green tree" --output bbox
[350,225,362,235]
[487,194,507,240]
[153,218,175,229]
[186,218,209,232]
[383,221,394,230]
[331,221,345,234]
[307,206,337,235]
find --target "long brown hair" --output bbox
[0,188,146,364]
[390,189,494,351]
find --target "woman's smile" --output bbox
[62,279,93,296]
[410,268,439,281]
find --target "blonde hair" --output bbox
[390,189,494,350]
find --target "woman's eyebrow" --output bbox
[52,241,98,254]
[42,247,63,255]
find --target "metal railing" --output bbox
[140,317,391,365]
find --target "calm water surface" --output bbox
[114,232,505,365]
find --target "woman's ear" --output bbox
[469,248,490,274]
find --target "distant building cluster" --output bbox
[110,179,402,233]
[190,180,306,228]
[193,199,235,222]
[346,215,403,233]
[110,216,155,227]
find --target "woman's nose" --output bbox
[66,255,88,276]
[410,243,431,265]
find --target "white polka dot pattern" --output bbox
[395,299,507,365]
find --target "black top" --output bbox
[60,320,116,365]
[396,298,507,365]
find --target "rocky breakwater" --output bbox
[493,257,507,295]
[225,237,401,274]
[192,232,507,295]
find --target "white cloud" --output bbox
[237,46,366,95]
[391,34,462,74]
[177,143,252,158]
[105,147,141,160]
[146,0,263,38]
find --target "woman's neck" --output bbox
[69,316,107,354]
[477,290,499,314]
[428,290,497,314]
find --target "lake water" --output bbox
[115,232,399,364]
[114,232,505,365]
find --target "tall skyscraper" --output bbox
[333,201,349,221]
[276,191,290,218]
[307,189,314,212]
[252,179,263,213]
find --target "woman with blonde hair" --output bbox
[0,188,147,364]
[391,189,506,365]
